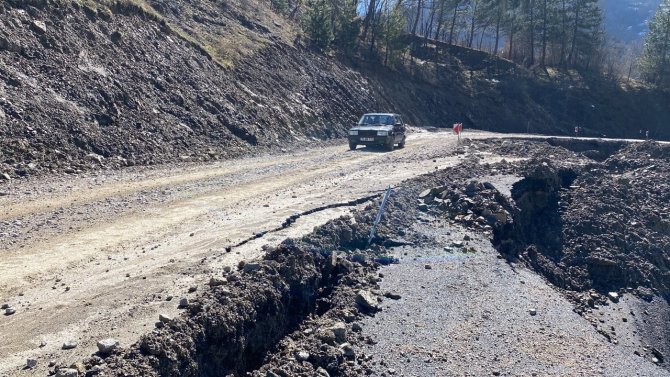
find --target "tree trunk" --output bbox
[568,0,581,67]
[508,16,515,60]
[559,0,567,66]
[448,0,460,45]
[435,0,447,40]
[659,18,670,84]
[468,0,477,48]
[528,0,535,66]
[412,0,424,35]
[363,0,377,39]
[541,0,547,66]
[494,7,501,56]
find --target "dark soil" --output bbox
[416,138,670,369]
[78,196,415,377]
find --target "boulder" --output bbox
[96,338,118,355]
[355,290,379,312]
[30,20,47,34]
[55,368,78,377]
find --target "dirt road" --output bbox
[0,131,498,375]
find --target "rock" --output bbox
[178,297,189,308]
[424,264,432,270]
[243,262,261,273]
[30,20,47,34]
[419,189,432,198]
[0,303,8,309]
[96,338,118,355]
[529,308,537,316]
[355,290,379,312]
[26,357,37,369]
[158,314,172,323]
[351,323,363,332]
[4,307,15,315]
[295,350,310,361]
[208,277,227,287]
[0,173,10,180]
[86,153,104,164]
[315,367,330,377]
[62,341,78,350]
[452,240,464,248]
[383,292,401,300]
[319,322,348,344]
[652,357,660,364]
[55,368,79,377]
[608,292,619,302]
[651,348,664,363]
[70,362,86,374]
[340,342,355,358]
[188,286,197,293]
[463,235,471,241]
[223,266,232,273]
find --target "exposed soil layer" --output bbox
[89,211,402,377]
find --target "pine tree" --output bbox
[640,0,670,87]
[382,3,410,64]
[303,0,334,50]
[331,0,361,54]
[567,0,603,68]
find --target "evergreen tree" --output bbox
[303,0,334,50]
[567,0,604,68]
[331,0,361,54]
[640,0,670,87]
[382,3,410,64]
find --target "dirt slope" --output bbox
[0,0,379,179]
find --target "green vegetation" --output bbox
[303,0,335,50]
[295,0,668,82]
[639,0,670,88]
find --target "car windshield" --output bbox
[358,114,395,126]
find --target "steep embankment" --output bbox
[409,40,670,139]
[0,0,381,178]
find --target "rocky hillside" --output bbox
[1,0,668,180]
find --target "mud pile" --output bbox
[419,140,670,301]
[558,142,670,298]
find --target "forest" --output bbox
[275,0,670,88]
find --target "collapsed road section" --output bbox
[43,137,669,377]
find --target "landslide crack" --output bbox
[229,192,383,250]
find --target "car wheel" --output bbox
[385,138,394,151]
[398,137,406,149]
[349,142,357,150]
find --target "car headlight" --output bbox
[377,131,388,136]
[349,130,358,136]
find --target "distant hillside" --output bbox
[600,0,661,42]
